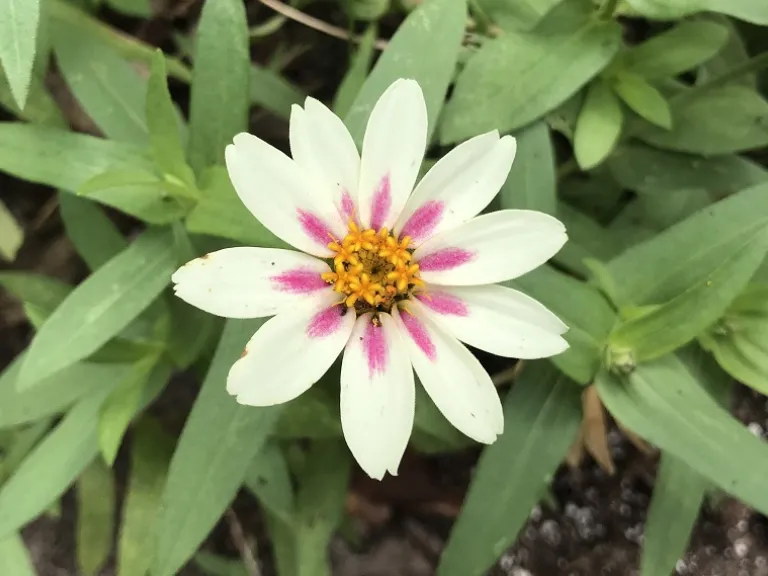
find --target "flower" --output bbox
[172,78,569,479]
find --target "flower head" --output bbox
[172,79,569,479]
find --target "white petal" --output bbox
[289,99,360,222]
[413,210,567,286]
[228,293,354,405]
[172,248,334,319]
[412,285,569,359]
[391,306,503,444]
[340,313,415,479]
[358,79,428,231]
[395,133,517,246]
[225,133,345,257]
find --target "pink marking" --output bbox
[417,248,474,272]
[370,174,391,230]
[416,291,469,316]
[400,201,444,242]
[400,311,436,361]
[339,190,355,221]
[363,321,388,377]
[307,305,344,338]
[271,268,328,294]
[297,209,331,246]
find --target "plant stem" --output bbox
[596,0,621,20]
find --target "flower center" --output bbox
[322,221,424,313]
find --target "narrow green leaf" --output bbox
[76,460,115,576]
[0,66,65,127]
[0,353,128,429]
[412,383,473,452]
[621,21,729,79]
[52,22,148,144]
[625,0,768,26]
[607,181,768,307]
[640,453,707,576]
[0,534,36,576]
[333,26,377,118]
[118,417,174,576]
[194,552,248,576]
[249,65,306,121]
[500,120,556,215]
[697,16,753,88]
[344,0,467,144]
[243,442,294,525]
[106,0,152,17]
[637,86,768,155]
[187,0,249,175]
[0,199,23,261]
[0,123,151,193]
[510,266,617,384]
[609,227,768,362]
[574,80,623,170]
[0,0,40,108]
[98,358,168,465]
[147,50,194,186]
[276,385,342,439]
[185,166,286,248]
[19,227,176,388]
[597,353,768,516]
[59,193,127,271]
[613,72,672,129]
[554,204,623,276]
[440,4,621,143]
[437,362,581,576]
[152,319,281,576]
[474,0,562,31]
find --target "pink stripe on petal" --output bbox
[363,320,388,377]
[297,209,332,246]
[340,190,355,221]
[307,305,345,338]
[370,174,391,230]
[416,291,469,316]
[400,200,444,243]
[417,248,474,272]
[400,311,437,361]
[271,268,328,294]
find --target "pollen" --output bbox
[324,221,423,313]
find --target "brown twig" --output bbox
[491,360,525,386]
[225,509,261,576]
[257,0,389,50]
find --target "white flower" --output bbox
[172,79,569,480]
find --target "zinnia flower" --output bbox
[172,79,569,479]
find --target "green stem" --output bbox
[596,0,621,20]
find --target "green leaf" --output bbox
[510,266,617,384]
[637,86,768,155]
[606,181,768,307]
[474,0,563,31]
[78,168,191,225]
[106,0,152,17]
[440,4,621,143]
[52,21,148,144]
[412,384,473,452]
[152,319,281,576]
[76,459,115,576]
[249,65,306,121]
[147,50,194,186]
[118,417,174,576]
[0,66,65,127]
[554,203,623,276]
[185,166,286,248]
[500,120,556,215]
[194,553,248,576]
[333,26,377,118]
[0,534,36,576]
[613,72,672,129]
[697,15,754,88]
[700,284,768,395]
[187,0,249,175]
[640,453,707,576]
[597,353,768,516]
[0,382,117,539]
[59,193,128,271]
[0,199,23,261]
[0,353,127,429]
[437,362,581,576]
[0,419,52,483]
[276,385,342,439]
[608,227,768,362]
[574,80,623,170]
[243,442,294,524]
[19,227,176,388]
[0,0,40,108]
[0,123,151,193]
[608,143,767,196]
[625,0,768,26]
[98,357,168,465]
[620,20,729,79]
[344,0,467,144]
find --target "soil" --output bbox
[2,1,768,575]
